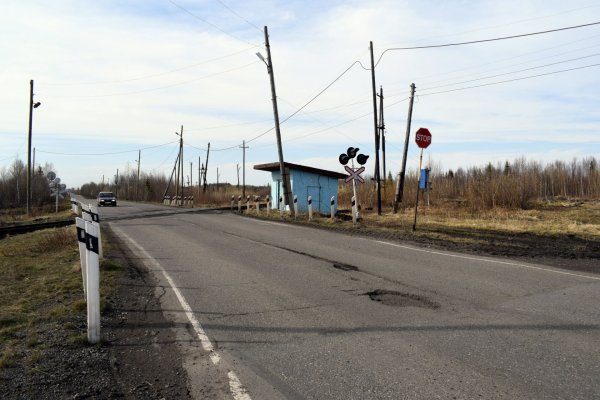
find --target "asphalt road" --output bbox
[97,200,600,400]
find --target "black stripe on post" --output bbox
[77,227,86,243]
[352,198,356,207]
[331,197,335,206]
[90,212,100,223]
[294,196,297,204]
[308,197,312,205]
[85,232,99,254]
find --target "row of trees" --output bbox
[352,156,600,211]
[0,159,55,211]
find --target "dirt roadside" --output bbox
[2,213,597,399]
[1,226,192,399]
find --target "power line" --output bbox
[375,21,600,67]
[36,140,178,156]
[43,61,259,98]
[420,52,600,91]
[278,60,365,124]
[166,0,261,47]
[214,0,262,32]
[420,62,600,97]
[43,46,257,86]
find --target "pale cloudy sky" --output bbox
[1,0,599,188]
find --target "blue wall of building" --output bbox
[269,169,340,214]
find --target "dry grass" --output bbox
[0,223,122,370]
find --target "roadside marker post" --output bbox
[84,220,101,344]
[89,204,102,259]
[246,195,250,212]
[293,195,298,219]
[266,196,270,215]
[231,195,234,211]
[75,217,88,297]
[352,196,357,225]
[255,196,260,215]
[308,196,313,221]
[238,195,242,213]
[330,196,335,220]
[279,196,283,216]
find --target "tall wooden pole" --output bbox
[203,142,210,192]
[240,140,248,198]
[27,80,34,215]
[394,83,416,213]
[370,42,382,215]
[263,26,294,217]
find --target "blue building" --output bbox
[254,162,346,214]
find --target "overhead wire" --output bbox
[375,21,600,67]
[43,46,258,86]
[419,52,600,91]
[43,61,259,98]
[419,62,600,97]
[166,0,261,47]
[36,140,179,156]
[214,0,263,33]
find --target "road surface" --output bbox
[95,199,599,399]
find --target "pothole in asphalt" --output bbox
[333,263,359,272]
[364,289,440,309]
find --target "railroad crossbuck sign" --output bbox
[415,127,432,149]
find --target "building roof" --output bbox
[253,162,346,179]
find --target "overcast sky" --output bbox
[2,0,600,189]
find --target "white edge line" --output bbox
[111,227,252,400]
[372,240,600,281]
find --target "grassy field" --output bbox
[0,204,73,227]
[0,225,120,372]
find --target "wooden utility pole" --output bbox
[262,26,294,217]
[370,42,382,215]
[198,156,201,198]
[135,149,141,201]
[189,161,192,200]
[179,125,183,206]
[378,86,386,189]
[27,80,35,215]
[394,83,416,213]
[162,151,180,200]
[236,164,240,188]
[203,142,210,192]
[240,140,248,198]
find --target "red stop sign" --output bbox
[415,127,432,149]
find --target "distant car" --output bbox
[97,191,117,207]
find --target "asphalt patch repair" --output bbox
[365,289,440,309]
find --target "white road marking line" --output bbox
[228,371,252,400]
[111,227,252,399]
[372,240,600,281]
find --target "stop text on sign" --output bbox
[415,127,432,149]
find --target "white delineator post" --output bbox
[84,220,101,344]
[266,196,270,216]
[89,204,102,259]
[308,196,313,221]
[255,197,260,215]
[237,195,242,213]
[231,195,234,211]
[330,196,335,221]
[75,217,88,297]
[293,195,298,219]
[352,196,357,225]
[246,196,250,213]
[279,196,283,216]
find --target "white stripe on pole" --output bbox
[84,220,101,344]
[352,196,357,225]
[75,217,88,297]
